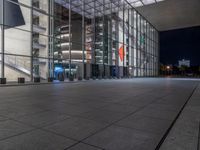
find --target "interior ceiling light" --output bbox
[55,0,165,19]
[127,0,165,7]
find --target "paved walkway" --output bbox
[0,78,199,150]
[161,80,200,150]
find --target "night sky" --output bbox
[160,26,200,66]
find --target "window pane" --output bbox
[5,28,31,56]
[4,54,31,81]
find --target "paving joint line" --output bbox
[0,128,36,142]
[155,83,199,150]
[65,97,166,150]
[197,121,200,150]
[63,82,198,150]
[0,115,80,143]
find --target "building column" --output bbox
[82,0,85,79]
[48,0,54,78]
[69,0,72,77]
[1,0,4,78]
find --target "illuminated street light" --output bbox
[166,66,170,70]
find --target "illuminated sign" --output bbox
[119,44,124,62]
[54,67,64,73]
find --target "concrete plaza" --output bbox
[0,78,199,150]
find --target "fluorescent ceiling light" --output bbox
[142,0,156,5]
[127,0,165,7]
[132,1,143,7]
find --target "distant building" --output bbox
[178,59,190,67]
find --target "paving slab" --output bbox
[15,110,70,128]
[116,114,171,135]
[0,129,76,150]
[84,125,159,150]
[44,117,108,141]
[77,109,128,124]
[160,83,200,150]
[68,143,102,150]
[0,120,34,140]
[0,78,199,150]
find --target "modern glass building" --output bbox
[0,0,159,82]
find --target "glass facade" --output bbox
[0,0,159,81]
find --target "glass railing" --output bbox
[1,53,31,76]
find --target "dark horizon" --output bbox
[160,26,200,66]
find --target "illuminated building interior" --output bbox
[0,0,159,81]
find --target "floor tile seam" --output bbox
[187,102,200,106]
[155,83,199,150]
[144,107,180,113]
[180,109,200,120]
[138,102,184,113]
[55,101,109,110]
[81,106,137,115]
[5,109,52,120]
[94,106,143,114]
[64,141,105,150]
[137,101,183,118]
[117,97,162,103]
[39,123,112,150]
[8,114,72,129]
[0,82,197,146]
[0,114,76,136]
[170,131,199,139]
[80,141,105,150]
[116,113,174,122]
[37,127,82,142]
[0,104,48,110]
[64,104,148,123]
[159,96,193,102]
[48,109,102,119]
[53,111,114,125]
[159,90,195,98]
[1,117,40,128]
[107,98,160,104]
[0,98,26,102]
[0,128,36,142]
[71,109,146,143]
[156,100,189,106]
[56,101,91,106]
[99,101,142,106]
[141,101,183,107]
[76,98,164,144]
[197,121,200,150]
[173,118,200,126]
[116,103,156,108]
[0,103,43,109]
[1,109,51,119]
[112,123,168,136]
[62,141,81,150]
[60,112,119,124]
